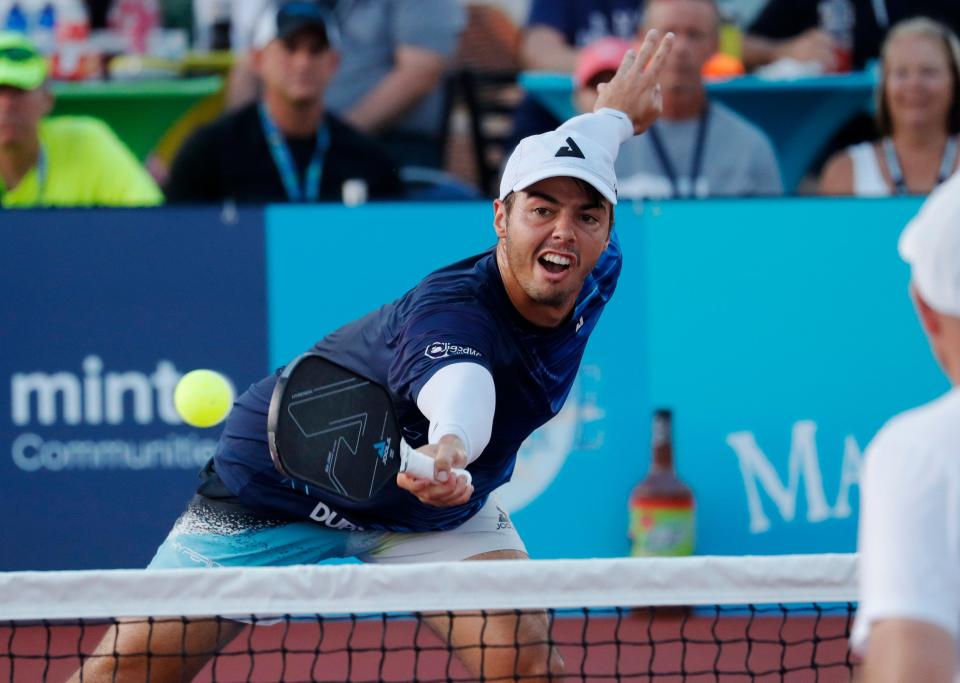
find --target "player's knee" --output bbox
[513,642,565,680]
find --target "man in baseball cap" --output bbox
[252,0,339,51]
[70,29,675,683]
[0,31,47,90]
[165,0,405,203]
[572,37,633,115]
[493,31,671,328]
[853,169,960,683]
[0,31,161,206]
[499,36,668,209]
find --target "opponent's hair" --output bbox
[503,179,615,232]
[876,17,960,136]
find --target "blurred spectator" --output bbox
[224,0,465,170]
[0,31,162,207]
[85,0,113,27]
[512,0,643,144]
[521,0,641,72]
[159,0,194,36]
[165,1,404,204]
[820,18,960,196]
[572,36,633,117]
[86,0,190,30]
[601,0,782,198]
[743,0,960,72]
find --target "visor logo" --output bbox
[555,137,585,159]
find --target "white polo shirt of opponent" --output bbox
[852,386,960,665]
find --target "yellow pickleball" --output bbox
[174,369,235,428]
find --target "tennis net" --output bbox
[1,554,858,682]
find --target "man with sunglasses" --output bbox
[0,31,162,207]
[165,1,404,204]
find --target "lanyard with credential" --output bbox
[647,105,711,198]
[35,145,47,202]
[259,102,329,202]
[1,145,47,206]
[883,136,958,195]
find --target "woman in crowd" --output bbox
[819,17,960,196]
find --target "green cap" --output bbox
[0,32,47,90]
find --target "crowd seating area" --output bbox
[0,0,955,204]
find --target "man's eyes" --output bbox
[526,207,602,226]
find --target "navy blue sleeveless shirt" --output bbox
[212,233,622,532]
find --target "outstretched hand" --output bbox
[396,434,473,507]
[595,29,675,135]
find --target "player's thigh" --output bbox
[70,617,243,683]
[360,494,526,563]
[148,495,378,568]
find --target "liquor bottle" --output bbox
[818,0,854,73]
[628,409,695,557]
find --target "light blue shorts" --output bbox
[148,493,525,568]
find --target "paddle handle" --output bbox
[399,440,472,485]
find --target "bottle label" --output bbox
[629,499,695,557]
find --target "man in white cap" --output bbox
[71,29,675,683]
[853,170,960,682]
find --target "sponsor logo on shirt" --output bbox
[424,342,483,361]
[496,506,513,531]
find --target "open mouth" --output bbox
[538,253,573,275]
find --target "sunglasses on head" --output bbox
[0,46,39,62]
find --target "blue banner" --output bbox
[266,199,943,559]
[1,198,944,568]
[643,198,946,554]
[265,204,649,561]
[0,208,268,570]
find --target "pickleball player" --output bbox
[69,30,675,683]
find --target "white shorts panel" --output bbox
[361,494,526,563]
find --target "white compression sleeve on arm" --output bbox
[415,362,496,464]
[558,108,634,159]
